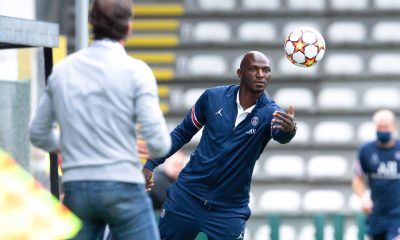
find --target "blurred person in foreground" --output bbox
[353,109,400,240]
[149,150,186,211]
[29,0,171,239]
[143,51,297,239]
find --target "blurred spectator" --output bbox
[352,109,400,240]
[149,150,186,210]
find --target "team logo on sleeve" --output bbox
[251,116,259,126]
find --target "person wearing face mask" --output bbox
[352,109,400,240]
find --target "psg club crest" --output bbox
[251,116,259,126]
[395,151,400,160]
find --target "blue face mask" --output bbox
[377,131,391,144]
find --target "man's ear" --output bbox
[236,68,242,79]
[127,21,133,34]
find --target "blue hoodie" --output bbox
[144,85,295,208]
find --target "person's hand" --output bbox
[361,194,373,215]
[272,105,296,132]
[142,168,154,192]
[137,139,151,159]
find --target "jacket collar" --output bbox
[226,85,270,108]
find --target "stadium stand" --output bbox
[259,189,302,212]
[363,87,400,108]
[326,22,367,43]
[263,155,306,179]
[242,0,281,10]
[318,87,357,109]
[374,0,400,9]
[307,155,349,179]
[273,88,314,110]
[372,22,400,42]
[237,22,277,42]
[324,54,364,74]
[286,0,326,11]
[291,121,311,144]
[313,121,354,144]
[331,0,368,10]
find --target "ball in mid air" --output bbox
[284,27,326,67]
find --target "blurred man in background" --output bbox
[353,109,400,240]
[29,0,171,239]
[143,51,296,240]
[149,150,186,211]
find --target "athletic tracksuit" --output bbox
[357,141,400,240]
[144,85,295,240]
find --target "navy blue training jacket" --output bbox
[144,85,295,208]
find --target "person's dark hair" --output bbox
[89,0,133,41]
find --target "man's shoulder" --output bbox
[359,141,376,153]
[206,85,238,95]
[52,49,86,71]
[123,56,155,76]
[125,55,149,67]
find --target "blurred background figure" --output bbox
[352,109,400,240]
[149,150,186,211]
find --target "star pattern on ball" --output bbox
[315,38,325,51]
[304,58,316,67]
[287,54,294,64]
[293,39,306,53]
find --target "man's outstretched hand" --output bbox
[272,105,296,132]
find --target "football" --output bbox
[284,27,326,67]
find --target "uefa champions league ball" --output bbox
[284,27,326,67]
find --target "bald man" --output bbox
[143,51,297,239]
[353,109,400,240]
